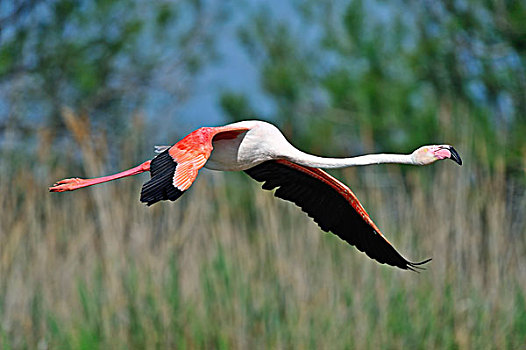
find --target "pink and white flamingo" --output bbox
[49,120,462,270]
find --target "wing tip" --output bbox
[406,257,432,273]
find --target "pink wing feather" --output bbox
[140,126,249,205]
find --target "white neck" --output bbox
[285,150,416,169]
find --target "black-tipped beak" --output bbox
[448,146,462,165]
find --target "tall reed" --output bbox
[0,116,525,349]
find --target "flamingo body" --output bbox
[50,120,462,271]
[206,120,289,171]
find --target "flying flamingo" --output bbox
[49,120,462,271]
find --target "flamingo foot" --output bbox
[49,178,87,192]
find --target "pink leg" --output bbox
[49,160,151,192]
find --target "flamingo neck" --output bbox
[286,151,415,169]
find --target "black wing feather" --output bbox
[245,160,430,271]
[140,150,186,206]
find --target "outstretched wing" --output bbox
[244,159,430,271]
[141,126,249,206]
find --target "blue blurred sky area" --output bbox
[1,0,519,139]
[175,7,270,130]
[0,0,277,137]
[174,0,300,132]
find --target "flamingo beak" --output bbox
[448,146,462,166]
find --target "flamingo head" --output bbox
[411,145,462,166]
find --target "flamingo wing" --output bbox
[141,127,249,206]
[244,159,430,270]
[140,148,193,205]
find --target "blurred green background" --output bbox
[1,0,526,349]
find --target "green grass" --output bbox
[1,146,525,349]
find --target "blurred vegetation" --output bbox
[1,0,526,349]
[1,0,229,161]
[224,0,526,168]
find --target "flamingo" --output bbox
[49,120,462,271]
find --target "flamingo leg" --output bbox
[49,160,151,192]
